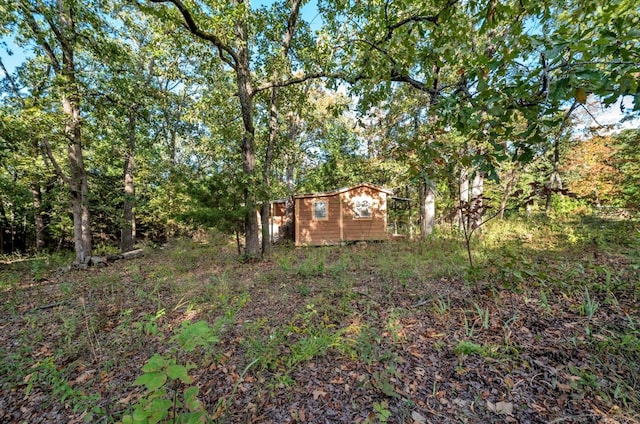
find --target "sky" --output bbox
[0,37,30,74]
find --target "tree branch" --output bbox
[19,2,61,72]
[36,0,74,58]
[149,0,239,68]
[40,137,70,185]
[382,0,458,43]
[0,58,24,105]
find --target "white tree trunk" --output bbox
[420,180,436,236]
[457,167,469,229]
[471,172,484,230]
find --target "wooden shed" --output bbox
[292,183,393,246]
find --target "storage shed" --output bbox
[292,183,393,246]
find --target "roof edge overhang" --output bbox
[293,183,393,199]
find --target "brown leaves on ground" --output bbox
[1,237,639,423]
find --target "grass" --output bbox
[0,215,639,423]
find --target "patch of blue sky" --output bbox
[0,36,32,73]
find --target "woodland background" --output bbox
[1,0,639,261]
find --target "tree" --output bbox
[144,0,324,258]
[319,0,638,234]
[0,58,52,252]
[85,7,162,252]
[562,134,622,207]
[5,0,96,264]
[612,129,640,210]
[257,0,304,256]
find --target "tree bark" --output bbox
[546,138,562,215]
[282,113,300,241]
[61,37,92,264]
[121,110,136,252]
[499,167,517,219]
[235,17,260,259]
[260,0,302,255]
[457,167,469,230]
[471,171,484,230]
[419,179,435,236]
[261,85,278,256]
[30,183,45,252]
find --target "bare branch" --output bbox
[578,102,606,128]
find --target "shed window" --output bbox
[313,201,328,220]
[353,196,372,219]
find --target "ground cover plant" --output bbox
[1,215,639,423]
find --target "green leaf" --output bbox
[132,407,152,423]
[174,320,219,352]
[380,381,400,398]
[183,386,204,411]
[177,412,207,424]
[148,398,172,424]
[166,364,192,383]
[142,354,167,373]
[134,371,167,391]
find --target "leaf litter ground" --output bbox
[1,227,639,423]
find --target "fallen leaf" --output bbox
[312,389,327,400]
[487,400,513,415]
[74,369,96,385]
[411,411,427,424]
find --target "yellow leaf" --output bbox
[575,88,587,104]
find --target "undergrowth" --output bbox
[1,215,639,422]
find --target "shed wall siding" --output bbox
[341,186,387,241]
[295,195,342,246]
[294,185,389,246]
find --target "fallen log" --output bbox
[106,248,144,263]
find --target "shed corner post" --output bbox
[339,193,344,242]
[294,197,300,247]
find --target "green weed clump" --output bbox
[120,318,254,424]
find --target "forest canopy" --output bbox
[0,0,638,261]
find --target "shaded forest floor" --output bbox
[1,216,640,423]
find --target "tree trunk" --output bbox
[66,108,92,264]
[457,167,469,230]
[30,182,45,252]
[236,16,260,259]
[282,110,301,241]
[419,179,435,237]
[499,167,517,219]
[121,110,136,252]
[59,1,91,264]
[283,160,296,241]
[546,128,563,216]
[261,86,278,256]
[471,171,484,230]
